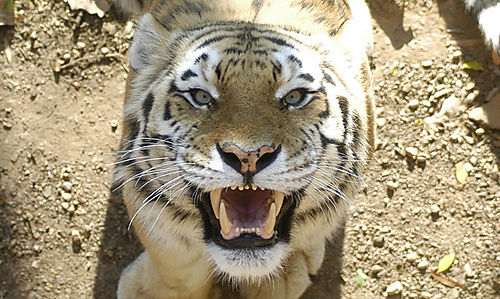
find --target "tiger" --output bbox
[110,0,497,298]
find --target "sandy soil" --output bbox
[0,0,498,298]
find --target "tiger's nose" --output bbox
[217,144,281,175]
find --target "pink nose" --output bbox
[218,144,281,174]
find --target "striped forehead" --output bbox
[174,31,323,96]
[174,47,221,97]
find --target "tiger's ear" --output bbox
[129,13,168,72]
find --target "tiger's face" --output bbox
[117,11,373,282]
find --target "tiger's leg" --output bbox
[117,249,220,299]
[239,244,325,299]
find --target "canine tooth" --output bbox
[263,203,276,235]
[256,227,261,233]
[273,192,284,217]
[238,186,244,191]
[209,189,222,219]
[219,201,232,235]
[244,185,250,190]
[235,227,240,234]
[251,184,257,191]
[230,186,237,190]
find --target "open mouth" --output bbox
[200,185,294,248]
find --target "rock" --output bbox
[421,291,432,299]
[468,92,500,130]
[447,289,460,299]
[430,204,440,214]
[417,259,429,270]
[373,236,385,248]
[386,181,398,191]
[434,88,453,99]
[100,47,110,55]
[110,119,118,131]
[463,263,473,277]
[76,41,86,49]
[408,99,419,110]
[71,229,82,247]
[386,281,403,295]
[465,82,475,91]
[402,83,411,93]
[61,202,69,210]
[417,152,428,163]
[405,147,418,159]
[376,117,387,127]
[42,185,52,198]
[421,60,432,68]
[61,191,72,201]
[370,264,384,276]
[440,95,462,117]
[61,182,72,193]
[475,128,485,135]
[407,252,418,263]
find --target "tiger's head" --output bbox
[115,1,373,283]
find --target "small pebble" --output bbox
[373,236,385,248]
[421,291,432,299]
[465,82,475,91]
[61,191,72,201]
[421,60,432,68]
[430,204,440,214]
[61,202,69,210]
[417,259,429,270]
[386,181,398,191]
[61,182,72,193]
[100,47,110,55]
[407,252,418,262]
[475,128,485,135]
[76,41,86,49]
[370,264,384,276]
[405,146,418,159]
[402,83,411,93]
[417,152,428,163]
[408,99,419,110]
[386,281,403,295]
[71,229,82,247]
[110,119,118,131]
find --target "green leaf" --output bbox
[437,253,455,273]
[355,269,368,287]
[463,61,484,71]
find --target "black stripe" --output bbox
[143,93,154,121]
[181,69,197,81]
[163,101,172,120]
[196,34,234,49]
[299,73,314,82]
[262,36,295,49]
[288,55,303,67]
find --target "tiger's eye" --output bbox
[283,89,303,105]
[193,89,213,104]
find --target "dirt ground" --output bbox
[0,0,499,298]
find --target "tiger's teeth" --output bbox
[244,185,250,190]
[256,227,261,234]
[273,192,284,217]
[230,186,237,190]
[251,184,257,191]
[209,189,222,219]
[219,201,232,235]
[263,202,276,235]
[238,186,244,191]
[260,187,265,191]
